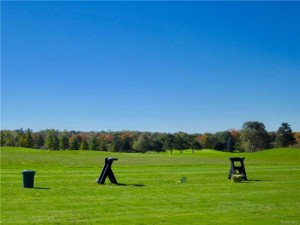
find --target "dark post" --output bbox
[228,157,247,180]
[97,158,118,184]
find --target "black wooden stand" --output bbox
[97,158,118,184]
[228,157,247,180]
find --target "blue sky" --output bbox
[2,1,300,133]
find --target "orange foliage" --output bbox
[98,133,113,141]
[195,134,202,142]
[294,132,300,144]
[120,132,135,140]
[230,129,240,140]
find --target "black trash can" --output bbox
[22,170,36,188]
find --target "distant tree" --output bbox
[119,132,134,151]
[163,134,175,153]
[295,132,300,146]
[0,131,4,146]
[45,130,59,150]
[190,137,202,153]
[107,141,120,152]
[104,134,119,152]
[69,135,80,150]
[16,128,34,148]
[98,133,113,151]
[132,133,151,153]
[174,132,189,153]
[194,134,202,143]
[108,134,122,152]
[268,131,277,148]
[88,135,98,150]
[212,131,231,151]
[201,133,213,149]
[80,139,89,150]
[151,133,165,153]
[0,130,17,146]
[275,123,296,147]
[227,137,234,152]
[24,129,34,148]
[230,129,240,141]
[240,121,270,152]
[34,134,45,149]
[16,128,26,147]
[229,129,241,150]
[59,135,69,150]
[52,133,59,150]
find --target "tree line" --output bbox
[0,122,298,153]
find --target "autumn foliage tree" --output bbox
[201,133,213,149]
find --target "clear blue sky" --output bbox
[2,1,300,133]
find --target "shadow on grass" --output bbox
[116,183,145,187]
[34,187,51,190]
[242,179,272,183]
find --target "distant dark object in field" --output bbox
[22,170,36,188]
[97,158,118,184]
[228,157,247,180]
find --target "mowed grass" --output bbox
[1,147,299,225]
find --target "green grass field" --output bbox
[1,147,299,224]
